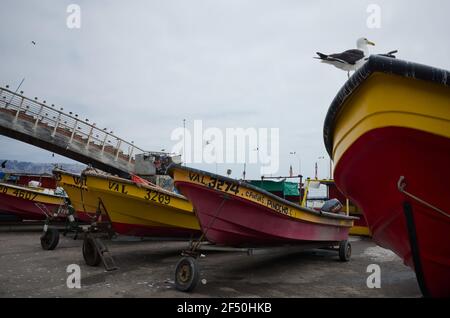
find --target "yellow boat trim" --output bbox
[171,167,354,228]
[53,170,97,215]
[83,172,199,230]
[332,72,450,165]
[0,182,64,205]
[349,226,371,236]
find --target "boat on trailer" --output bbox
[249,176,371,236]
[0,181,65,221]
[323,55,450,297]
[81,169,200,238]
[168,164,356,291]
[54,168,200,237]
[53,168,104,223]
[53,168,201,269]
[301,178,370,236]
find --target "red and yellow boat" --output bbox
[301,178,371,236]
[0,182,65,220]
[53,168,201,238]
[52,169,96,223]
[168,164,356,247]
[324,55,450,297]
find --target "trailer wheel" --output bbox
[41,228,60,250]
[175,257,199,292]
[83,236,101,266]
[339,240,351,262]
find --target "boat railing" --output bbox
[301,178,351,216]
[0,86,146,163]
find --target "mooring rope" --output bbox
[190,195,229,252]
[397,176,449,219]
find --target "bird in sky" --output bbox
[315,37,375,78]
[31,41,36,45]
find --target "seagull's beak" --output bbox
[367,40,375,46]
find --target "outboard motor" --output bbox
[321,198,343,213]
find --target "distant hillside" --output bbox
[0,160,85,174]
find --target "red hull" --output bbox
[15,175,57,189]
[74,212,200,238]
[335,127,450,297]
[0,192,60,220]
[352,214,369,228]
[111,222,201,238]
[75,211,97,223]
[176,182,349,247]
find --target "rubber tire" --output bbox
[175,257,200,292]
[83,237,101,266]
[339,240,351,262]
[40,228,60,250]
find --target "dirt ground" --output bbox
[0,231,421,297]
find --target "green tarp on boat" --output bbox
[248,180,299,197]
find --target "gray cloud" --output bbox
[1,0,449,178]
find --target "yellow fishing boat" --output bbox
[53,169,98,223]
[300,178,371,236]
[53,168,201,237]
[82,170,200,237]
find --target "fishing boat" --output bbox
[323,55,450,297]
[0,171,57,189]
[301,178,370,236]
[81,170,200,237]
[53,168,97,223]
[249,177,370,236]
[168,164,356,247]
[0,182,65,220]
[53,168,200,238]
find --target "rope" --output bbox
[397,176,449,219]
[79,174,97,221]
[191,195,229,252]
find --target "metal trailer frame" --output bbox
[174,237,351,292]
[39,197,118,271]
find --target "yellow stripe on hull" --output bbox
[349,226,371,236]
[171,168,355,228]
[0,182,64,205]
[83,172,200,230]
[332,72,450,166]
[54,171,98,215]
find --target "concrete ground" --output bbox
[0,231,421,297]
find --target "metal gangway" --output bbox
[0,85,171,176]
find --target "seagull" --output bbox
[315,37,375,78]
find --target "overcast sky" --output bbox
[1,0,449,179]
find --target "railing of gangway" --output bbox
[0,86,146,163]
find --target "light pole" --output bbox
[316,156,325,179]
[183,119,186,166]
[289,151,301,176]
[328,158,333,180]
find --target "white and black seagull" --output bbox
[315,37,375,78]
